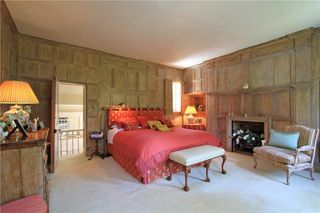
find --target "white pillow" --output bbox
[107,126,123,144]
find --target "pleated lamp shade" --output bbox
[184,106,197,115]
[0,80,39,104]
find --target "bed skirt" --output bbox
[108,144,190,184]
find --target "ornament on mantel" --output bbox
[243,83,249,90]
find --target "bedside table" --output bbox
[183,123,206,131]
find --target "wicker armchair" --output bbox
[253,125,319,185]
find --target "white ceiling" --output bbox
[6,1,320,68]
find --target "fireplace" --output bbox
[226,115,271,154]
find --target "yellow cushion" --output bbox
[147,120,161,130]
[147,120,171,131]
[155,123,171,132]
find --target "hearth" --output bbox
[226,115,270,154]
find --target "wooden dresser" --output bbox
[0,129,49,205]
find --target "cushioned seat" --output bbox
[253,125,319,185]
[169,145,225,166]
[253,145,311,165]
[1,194,47,213]
[167,145,226,191]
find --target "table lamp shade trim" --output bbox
[0,81,39,104]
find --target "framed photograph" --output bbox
[39,121,45,130]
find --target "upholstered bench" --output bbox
[0,194,47,213]
[167,145,226,191]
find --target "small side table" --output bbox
[88,136,111,160]
[183,123,206,131]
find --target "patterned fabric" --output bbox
[118,118,140,131]
[108,144,192,184]
[1,194,47,213]
[253,145,311,165]
[139,108,164,120]
[169,145,225,166]
[108,108,138,127]
[107,108,164,128]
[136,116,149,128]
[160,118,175,128]
[285,125,317,149]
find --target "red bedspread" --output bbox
[112,127,221,176]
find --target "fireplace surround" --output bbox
[226,115,271,153]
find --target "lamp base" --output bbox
[187,114,195,124]
[3,104,30,127]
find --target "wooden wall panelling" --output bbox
[201,66,209,92]
[250,57,274,89]
[126,94,139,107]
[295,46,312,83]
[100,63,113,88]
[1,149,22,204]
[250,37,293,59]
[205,94,216,135]
[126,70,138,90]
[273,51,292,86]
[228,94,242,115]
[294,86,311,125]
[240,93,252,115]
[20,146,44,196]
[252,92,271,116]
[138,71,147,91]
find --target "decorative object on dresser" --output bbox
[184,106,197,124]
[167,145,226,191]
[0,80,39,140]
[226,115,271,154]
[182,123,206,131]
[253,125,319,185]
[0,129,50,206]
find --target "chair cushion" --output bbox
[169,145,225,166]
[269,129,299,150]
[1,194,47,213]
[253,145,311,165]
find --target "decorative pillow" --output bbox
[136,116,149,129]
[147,120,162,130]
[160,118,175,128]
[269,129,300,150]
[118,118,140,131]
[155,123,171,132]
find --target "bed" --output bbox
[105,107,221,184]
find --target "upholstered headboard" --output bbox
[105,107,165,129]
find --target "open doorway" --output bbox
[57,82,85,159]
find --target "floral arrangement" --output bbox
[0,106,32,142]
[0,115,11,141]
[232,129,261,148]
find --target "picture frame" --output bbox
[39,121,45,130]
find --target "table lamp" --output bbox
[185,106,197,124]
[0,80,39,138]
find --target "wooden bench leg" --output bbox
[221,155,227,174]
[205,160,211,182]
[183,166,190,192]
[167,160,172,181]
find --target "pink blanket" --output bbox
[113,127,221,175]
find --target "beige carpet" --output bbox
[50,152,320,213]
